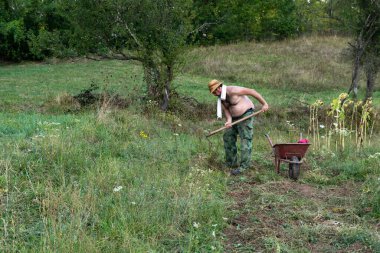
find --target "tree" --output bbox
[363,30,380,100]
[0,0,73,61]
[66,0,193,111]
[192,0,300,44]
[332,0,380,100]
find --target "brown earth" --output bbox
[223,173,376,252]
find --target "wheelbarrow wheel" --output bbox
[289,156,300,180]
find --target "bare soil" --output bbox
[223,172,377,252]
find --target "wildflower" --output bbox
[339,93,348,100]
[319,124,325,129]
[211,246,216,250]
[178,124,182,127]
[312,99,324,107]
[193,222,200,228]
[173,133,179,136]
[362,186,371,193]
[113,186,123,192]
[368,153,380,159]
[131,202,136,205]
[316,99,324,106]
[139,130,148,138]
[212,231,216,237]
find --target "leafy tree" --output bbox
[0,0,72,61]
[66,0,193,110]
[192,0,299,44]
[0,0,28,61]
[294,0,331,34]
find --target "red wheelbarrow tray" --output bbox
[272,143,311,173]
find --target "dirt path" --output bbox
[223,174,378,252]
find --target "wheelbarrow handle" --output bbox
[265,133,274,147]
[206,110,263,138]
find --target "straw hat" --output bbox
[208,79,222,93]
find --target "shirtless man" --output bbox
[208,79,269,175]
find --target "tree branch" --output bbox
[86,53,143,62]
[189,22,217,34]
[115,9,143,49]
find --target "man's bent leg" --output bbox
[238,117,253,170]
[223,126,238,167]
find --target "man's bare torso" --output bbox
[222,86,254,117]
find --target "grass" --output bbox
[0,111,228,251]
[180,35,380,105]
[0,35,379,252]
[0,60,144,111]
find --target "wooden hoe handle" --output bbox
[206,110,263,138]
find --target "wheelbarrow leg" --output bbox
[275,156,281,174]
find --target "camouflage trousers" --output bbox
[223,109,254,170]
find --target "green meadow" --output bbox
[1,36,379,252]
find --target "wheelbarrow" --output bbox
[265,134,311,180]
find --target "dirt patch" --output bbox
[223,176,376,252]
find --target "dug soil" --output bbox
[223,171,377,252]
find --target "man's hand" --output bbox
[261,103,269,112]
[225,121,232,128]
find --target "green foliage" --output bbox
[66,0,195,109]
[0,0,74,60]
[192,0,300,44]
[0,18,27,60]
[294,0,333,34]
[0,0,339,61]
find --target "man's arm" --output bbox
[222,103,233,128]
[231,86,269,112]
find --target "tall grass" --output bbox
[180,35,380,106]
[0,111,227,252]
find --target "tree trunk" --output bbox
[144,64,161,100]
[161,65,173,111]
[351,53,362,98]
[365,68,375,101]
[348,40,364,99]
[347,13,379,99]
[143,62,173,111]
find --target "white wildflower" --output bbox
[368,153,380,159]
[319,124,325,129]
[131,202,136,205]
[113,186,123,192]
[193,222,200,228]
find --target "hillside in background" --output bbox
[180,35,379,105]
